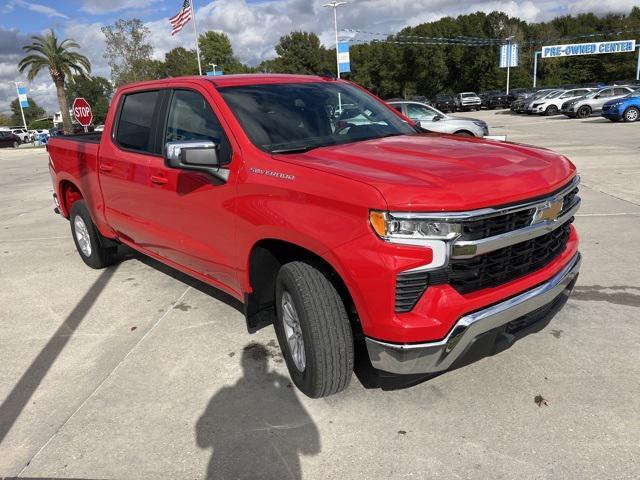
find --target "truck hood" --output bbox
[277,133,576,211]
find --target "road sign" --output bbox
[72,97,93,127]
[500,43,519,68]
[542,39,636,58]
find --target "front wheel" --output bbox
[545,105,558,116]
[274,261,354,398]
[12,141,18,148]
[576,106,591,119]
[623,107,639,122]
[70,200,118,269]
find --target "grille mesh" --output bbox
[448,222,572,295]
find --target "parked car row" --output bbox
[509,85,640,121]
[387,100,489,137]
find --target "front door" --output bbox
[144,86,241,294]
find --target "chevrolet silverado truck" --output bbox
[48,74,581,398]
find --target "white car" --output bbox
[10,128,31,143]
[94,124,104,132]
[530,88,594,115]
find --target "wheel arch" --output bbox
[244,238,359,335]
[58,179,83,217]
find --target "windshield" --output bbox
[461,93,476,98]
[218,82,416,153]
[546,91,565,99]
[627,89,640,97]
[584,89,604,98]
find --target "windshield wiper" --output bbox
[270,145,321,154]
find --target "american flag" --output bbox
[170,0,193,36]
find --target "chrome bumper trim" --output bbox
[366,252,581,375]
[451,198,580,259]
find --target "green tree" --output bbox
[0,114,12,126]
[198,31,248,74]
[269,31,329,74]
[65,75,114,124]
[164,47,199,76]
[18,29,91,134]
[102,19,155,87]
[10,98,46,126]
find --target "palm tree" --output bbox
[18,30,91,134]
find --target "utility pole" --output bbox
[12,81,28,130]
[190,0,203,75]
[323,1,346,79]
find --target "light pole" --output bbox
[505,36,515,95]
[533,50,541,89]
[323,1,346,79]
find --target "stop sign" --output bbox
[72,97,93,127]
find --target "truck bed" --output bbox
[52,132,102,144]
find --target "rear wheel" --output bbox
[576,105,591,119]
[69,200,118,269]
[274,261,354,398]
[623,107,639,122]
[12,141,18,148]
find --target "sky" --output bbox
[1,0,639,116]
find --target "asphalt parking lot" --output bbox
[1,112,639,480]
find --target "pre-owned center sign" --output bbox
[542,40,636,58]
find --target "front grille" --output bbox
[461,208,535,241]
[448,221,572,295]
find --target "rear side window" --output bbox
[116,90,159,152]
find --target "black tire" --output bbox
[623,107,639,123]
[576,105,591,119]
[454,130,474,137]
[69,200,118,269]
[12,141,18,148]
[545,105,558,116]
[274,261,354,398]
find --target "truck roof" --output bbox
[117,73,338,91]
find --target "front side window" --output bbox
[116,90,159,152]
[218,82,415,153]
[165,89,231,164]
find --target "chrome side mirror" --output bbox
[165,141,229,181]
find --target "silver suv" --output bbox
[389,101,489,137]
[562,86,634,118]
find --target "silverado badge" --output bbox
[532,198,564,224]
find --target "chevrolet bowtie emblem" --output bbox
[532,198,564,224]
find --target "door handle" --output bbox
[151,175,168,185]
[99,163,113,172]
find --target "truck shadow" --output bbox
[0,266,117,446]
[196,343,320,479]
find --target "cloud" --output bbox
[6,0,68,19]
[81,0,161,14]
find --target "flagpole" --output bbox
[190,0,203,75]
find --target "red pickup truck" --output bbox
[48,74,581,398]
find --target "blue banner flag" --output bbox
[17,86,29,108]
[338,41,350,73]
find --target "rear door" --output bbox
[98,89,162,243]
[143,85,241,294]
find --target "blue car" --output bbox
[602,89,640,122]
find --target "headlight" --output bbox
[369,211,462,242]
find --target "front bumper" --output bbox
[365,252,581,374]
